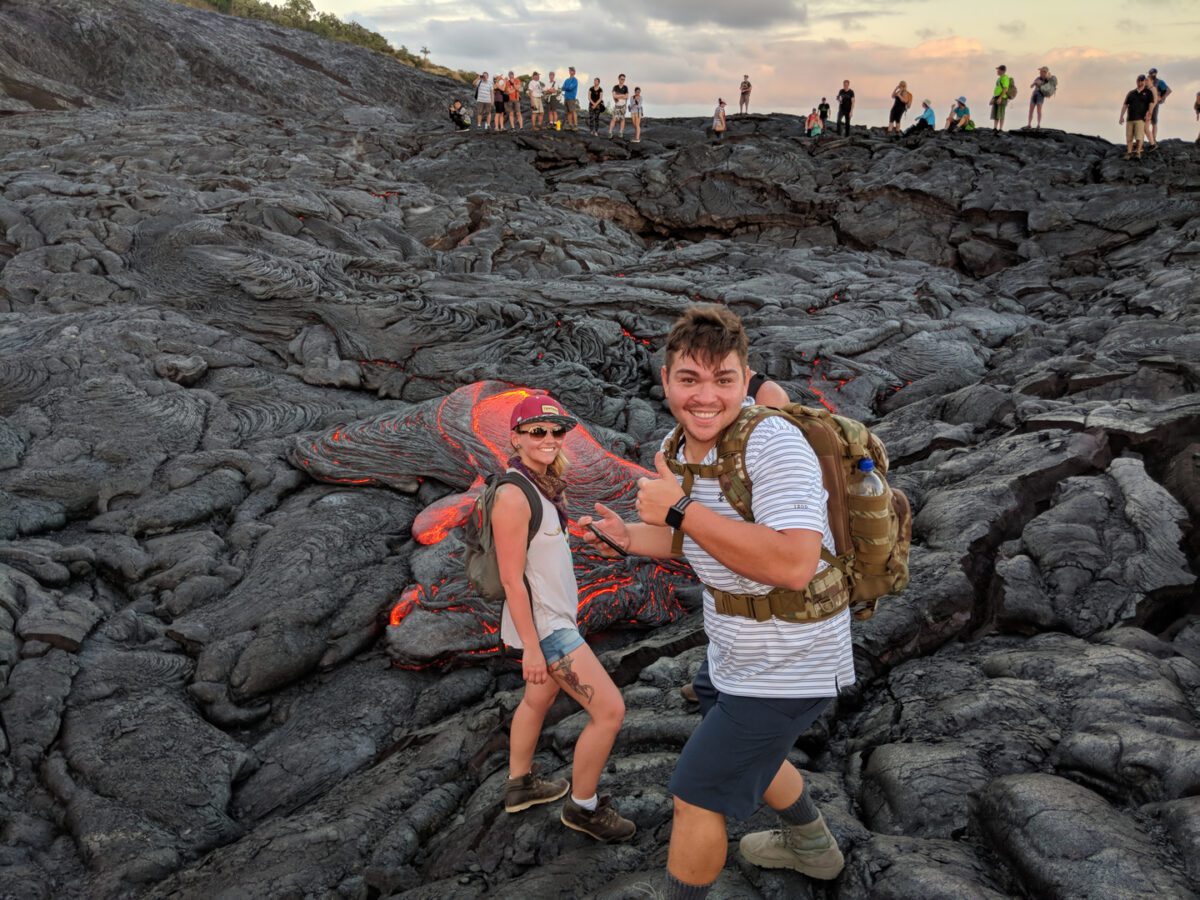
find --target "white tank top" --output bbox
[499,473,579,648]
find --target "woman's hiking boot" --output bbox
[738,811,844,880]
[503,771,569,813]
[560,795,636,842]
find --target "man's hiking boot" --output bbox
[739,812,844,880]
[680,682,698,704]
[503,771,569,813]
[561,795,636,842]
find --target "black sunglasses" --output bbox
[519,426,569,439]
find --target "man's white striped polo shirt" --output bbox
[664,413,855,698]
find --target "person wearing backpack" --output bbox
[473,71,493,129]
[1027,66,1056,129]
[887,80,912,134]
[1146,67,1171,150]
[582,306,856,897]
[493,394,635,843]
[991,64,1014,132]
[946,96,972,132]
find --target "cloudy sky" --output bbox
[322,0,1198,139]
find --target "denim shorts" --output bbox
[668,659,832,821]
[539,627,585,664]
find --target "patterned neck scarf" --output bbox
[507,455,568,530]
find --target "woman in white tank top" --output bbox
[494,394,635,842]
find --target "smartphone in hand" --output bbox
[587,523,629,557]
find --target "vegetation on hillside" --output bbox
[173,0,475,83]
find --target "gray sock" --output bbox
[665,872,713,899]
[778,781,820,826]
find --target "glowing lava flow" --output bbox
[290,381,695,667]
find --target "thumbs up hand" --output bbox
[635,451,685,526]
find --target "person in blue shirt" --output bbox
[904,98,936,135]
[1146,67,1171,150]
[562,67,580,132]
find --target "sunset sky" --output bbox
[320,0,1200,140]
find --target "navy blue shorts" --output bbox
[668,659,831,821]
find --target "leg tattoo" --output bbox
[551,655,595,703]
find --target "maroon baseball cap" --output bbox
[510,394,578,431]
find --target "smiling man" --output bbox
[581,305,852,898]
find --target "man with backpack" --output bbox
[991,64,1014,132]
[473,71,493,129]
[1146,67,1171,150]
[582,306,860,897]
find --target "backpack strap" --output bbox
[493,472,543,545]
[661,424,737,555]
[707,563,848,623]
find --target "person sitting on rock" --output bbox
[584,306,850,896]
[498,394,636,843]
[946,96,972,131]
[806,108,822,137]
[905,99,936,135]
[448,99,470,131]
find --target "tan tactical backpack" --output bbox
[663,404,911,621]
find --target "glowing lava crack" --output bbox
[290,381,694,666]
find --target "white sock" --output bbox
[571,793,598,811]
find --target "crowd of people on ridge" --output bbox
[447,68,645,141]
[446,63,1198,155]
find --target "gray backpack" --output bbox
[1041,75,1058,98]
[463,472,542,601]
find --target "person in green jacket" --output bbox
[991,64,1012,132]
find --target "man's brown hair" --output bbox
[664,304,749,371]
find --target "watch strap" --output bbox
[666,496,694,530]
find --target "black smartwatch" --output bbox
[666,496,694,530]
